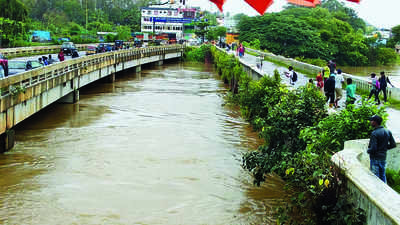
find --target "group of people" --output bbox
[36,49,80,67]
[38,55,56,66]
[368,71,394,104]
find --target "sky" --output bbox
[186,0,400,29]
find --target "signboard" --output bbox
[150,17,201,23]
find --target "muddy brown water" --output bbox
[0,62,289,225]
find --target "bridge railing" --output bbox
[246,48,400,101]
[0,42,139,58]
[0,45,184,98]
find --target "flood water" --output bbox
[0,62,289,224]
[340,64,400,86]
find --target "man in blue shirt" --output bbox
[367,115,396,183]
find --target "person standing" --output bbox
[58,50,65,62]
[285,66,297,85]
[367,115,396,183]
[345,78,356,105]
[323,63,330,84]
[333,69,345,108]
[378,71,394,103]
[316,72,324,94]
[324,74,335,108]
[368,73,380,104]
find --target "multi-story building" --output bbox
[141,0,198,41]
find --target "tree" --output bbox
[215,26,227,43]
[116,25,131,41]
[0,0,28,22]
[388,25,400,48]
[195,19,211,43]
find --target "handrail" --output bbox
[0,45,184,95]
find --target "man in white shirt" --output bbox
[333,69,344,108]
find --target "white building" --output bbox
[141,0,194,40]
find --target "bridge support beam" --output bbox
[106,73,116,83]
[58,90,79,104]
[135,66,141,73]
[0,129,15,153]
[155,60,163,66]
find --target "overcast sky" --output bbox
[186,0,400,29]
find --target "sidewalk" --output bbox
[233,50,400,138]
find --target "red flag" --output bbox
[346,0,360,3]
[210,0,226,12]
[244,0,274,15]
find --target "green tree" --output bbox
[215,26,227,43]
[0,0,28,22]
[195,19,211,43]
[116,25,131,41]
[388,25,400,48]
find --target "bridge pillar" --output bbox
[135,66,141,73]
[58,90,79,104]
[155,60,163,66]
[106,73,116,83]
[0,130,15,153]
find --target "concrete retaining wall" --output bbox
[332,140,400,225]
[246,48,400,101]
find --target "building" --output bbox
[141,0,199,41]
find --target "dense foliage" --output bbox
[206,45,387,224]
[238,0,398,66]
[386,169,400,194]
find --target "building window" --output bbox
[154,10,158,15]
[174,11,178,16]
[168,11,172,16]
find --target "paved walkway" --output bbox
[230,50,400,138]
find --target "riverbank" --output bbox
[192,45,390,224]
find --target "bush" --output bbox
[184,44,211,62]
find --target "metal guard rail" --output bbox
[0,45,184,97]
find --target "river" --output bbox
[340,64,400,87]
[0,62,289,224]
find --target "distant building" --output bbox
[141,0,199,41]
[223,16,238,33]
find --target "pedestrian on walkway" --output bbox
[324,74,335,108]
[323,63,330,83]
[38,57,44,66]
[328,60,336,75]
[367,115,396,183]
[378,71,394,103]
[333,69,345,108]
[345,78,356,105]
[285,66,297,85]
[48,55,55,64]
[58,50,65,62]
[256,54,263,70]
[368,73,380,104]
[316,72,324,95]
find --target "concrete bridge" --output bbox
[0,45,184,152]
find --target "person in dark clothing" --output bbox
[378,71,394,103]
[367,115,396,183]
[72,50,79,58]
[324,75,336,108]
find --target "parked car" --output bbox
[106,44,113,52]
[96,43,106,53]
[61,42,77,56]
[115,40,124,50]
[86,45,96,55]
[134,40,142,48]
[8,60,43,76]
